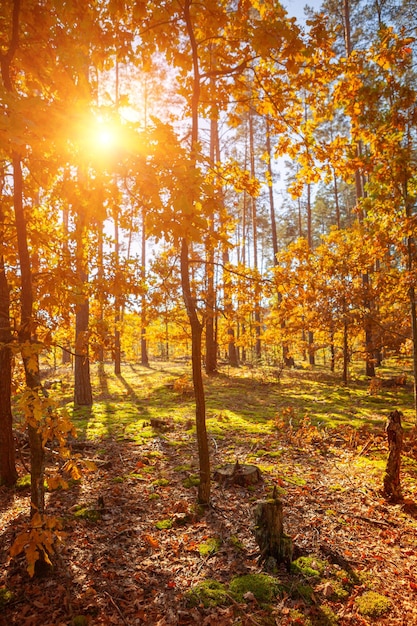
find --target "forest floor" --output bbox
[1,360,417,625]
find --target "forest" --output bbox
[1,0,417,624]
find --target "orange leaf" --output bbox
[143,534,159,549]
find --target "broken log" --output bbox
[254,486,293,571]
[213,461,262,487]
[383,409,403,501]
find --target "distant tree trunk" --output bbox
[333,168,341,229]
[205,111,217,375]
[223,248,239,367]
[74,186,92,406]
[140,207,149,366]
[114,207,121,375]
[344,0,375,378]
[0,255,17,487]
[306,178,315,366]
[342,315,349,384]
[61,205,72,364]
[97,219,105,363]
[249,108,261,361]
[266,119,289,365]
[330,327,335,373]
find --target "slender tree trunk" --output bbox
[14,155,45,516]
[404,178,417,420]
[140,207,149,366]
[342,315,349,385]
[114,207,121,375]
[181,239,210,504]
[205,112,217,374]
[344,0,374,377]
[183,0,210,505]
[249,109,261,361]
[266,119,289,365]
[62,205,72,364]
[74,185,92,406]
[97,220,105,363]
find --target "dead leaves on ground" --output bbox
[1,422,417,625]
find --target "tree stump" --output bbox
[383,409,404,501]
[254,487,293,571]
[213,461,262,487]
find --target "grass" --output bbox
[46,360,413,442]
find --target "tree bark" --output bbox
[254,488,293,571]
[180,238,210,505]
[74,191,92,406]
[140,207,149,366]
[1,0,44,509]
[182,0,211,505]
[383,410,403,501]
[0,256,17,486]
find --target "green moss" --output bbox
[73,506,101,522]
[183,475,200,488]
[291,556,326,578]
[229,573,282,603]
[0,588,14,609]
[186,579,228,608]
[148,493,160,500]
[289,609,312,626]
[229,535,244,551]
[318,606,339,625]
[155,518,173,530]
[327,581,349,601]
[16,474,48,491]
[291,583,315,603]
[198,537,221,556]
[112,476,125,483]
[152,478,170,487]
[356,591,392,617]
[72,616,89,626]
[173,464,193,472]
[16,474,31,490]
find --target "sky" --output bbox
[284,0,322,23]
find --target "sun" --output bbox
[94,118,118,149]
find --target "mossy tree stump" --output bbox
[383,409,403,501]
[254,487,293,571]
[214,461,262,487]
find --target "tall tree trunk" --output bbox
[249,109,261,361]
[344,0,374,377]
[14,155,45,516]
[1,1,44,511]
[140,207,149,366]
[266,119,289,365]
[205,111,217,375]
[181,239,210,504]
[183,0,210,505]
[0,254,17,487]
[61,205,72,364]
[404,179,417,419]
[114,207,121,375]
[74,185,93,406]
